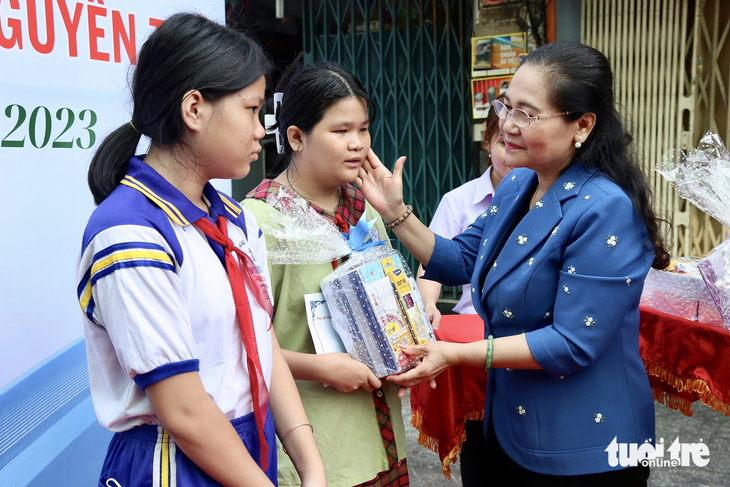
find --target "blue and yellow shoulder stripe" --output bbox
[218,192,243,221]
[121,175,191,226]
[218,192,259,239]
[78,241,176,322]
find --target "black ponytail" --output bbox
[87,123,141,205]
[88,13,272,205]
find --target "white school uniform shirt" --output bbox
[77,156,273,432]
[427,166,496,315]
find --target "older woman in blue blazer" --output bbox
[357,41,670,486]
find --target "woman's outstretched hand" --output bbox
[356,149,407,222]
[386,342,456,397]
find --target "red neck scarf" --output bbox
[194,215,273,470]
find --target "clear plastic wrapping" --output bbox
[657,132,730,331]
[640,267,706,321]
[698,285,725,328]
[320,246,436,377]
[259,186,352,265]
[698,239,730,331]
[639,262,724,329]
[657,131,730,229]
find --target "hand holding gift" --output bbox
[386,342,453,398]
[321,243,437,379]
[318,352,382,393]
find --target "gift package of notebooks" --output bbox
[321,245,436,377]
[258,186,436,374]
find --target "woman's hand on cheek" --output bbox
[356,149,407,221]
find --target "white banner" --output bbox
[0,0,226,389]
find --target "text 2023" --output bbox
[2,104,97,149]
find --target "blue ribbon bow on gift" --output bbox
[345,213,390,253]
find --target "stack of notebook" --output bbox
[321,247,436,377]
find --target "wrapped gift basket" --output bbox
[647,131,730,331]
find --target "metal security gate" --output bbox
[582,0,730,257]
[302,0,475,275]
[687,0,730,254]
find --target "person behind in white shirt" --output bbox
[417,104,510,327]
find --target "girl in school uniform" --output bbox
[77,13,325,487]
[244,61,409,487]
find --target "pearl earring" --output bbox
[575,141,582,148]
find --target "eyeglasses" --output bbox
[492,99,572,128]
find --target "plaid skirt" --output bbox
[355,388,410,487]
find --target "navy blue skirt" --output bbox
[99,408,277,487]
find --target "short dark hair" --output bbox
[521,41,669,269]
[267,57,375,177]
[88,13,272,205]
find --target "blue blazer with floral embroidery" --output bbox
[423,163,656,476]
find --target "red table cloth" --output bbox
[639,306,730,417]
[410,308,730,478]
[409,314,488,478]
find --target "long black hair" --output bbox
[521,41,670,269]
[267,57,375,178]
[88,13,272,205]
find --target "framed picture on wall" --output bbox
[471,33,526,78]
[472,76,512,119]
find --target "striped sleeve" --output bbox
[77,240,175,321]
[78,224,199,387]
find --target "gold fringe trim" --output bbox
[411,408,485,479]
[652,388,695,416]
[643,360,730,416]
